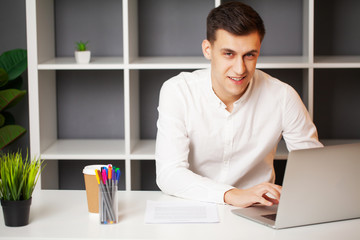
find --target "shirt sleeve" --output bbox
[282,85,324,151]
[155,80,234,204]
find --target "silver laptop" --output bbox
[232,143,360,229]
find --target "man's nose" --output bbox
[233,57,246,75]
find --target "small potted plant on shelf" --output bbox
[75,40,91,64]
[0,151,44,227]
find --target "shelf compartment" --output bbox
[314,69,360,139]
[41,139,126,160]
[41,159,126,190]
[131,160,159,191]
[314,0,360,56]
[54,0,123,57]
[57,70,124,139]
[38,57,124,70]
[136,0,214,57]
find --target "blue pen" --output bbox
[116,168,121,181]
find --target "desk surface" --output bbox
[1,190,359,240]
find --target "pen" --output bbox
[95,170,105,223]
[108,165,112,187]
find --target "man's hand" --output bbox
[224,182,282,208]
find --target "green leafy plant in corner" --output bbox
[75,41,89,51]
[0,151,44,201]
[0,49,27,150]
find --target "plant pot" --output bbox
[1,198,32,227]
[75,50,91,64]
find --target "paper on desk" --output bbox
[145,200,219,224]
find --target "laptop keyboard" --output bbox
[262,214,277,221]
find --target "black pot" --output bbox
[1,197,32,227]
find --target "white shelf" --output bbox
[41,139,126,160]
[256,56,310,69]
[26,0,360,191]
[314,56,360,68]
[38,57,124,70]
[131,140,156,159]
[129,56,210,69]
[39,139,360,161]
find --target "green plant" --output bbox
[0,49,27,150]
[75,41,89,51]
[0,151,44,201]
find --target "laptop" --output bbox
[231,143,360,229]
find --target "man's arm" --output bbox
[155,80,234,204]
[282,85,323,150]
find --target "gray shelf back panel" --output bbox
[314,69,360,139]
[138,0,213,56]
[314,0,360,55]
[55,0,123,57]
[224,0,303,56]
[131,160,160,191]
[58,160,126,190]
[57,70,125,139]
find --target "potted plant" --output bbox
[0,49,27,150]
[0,151,44,227]
[74,40,91,64]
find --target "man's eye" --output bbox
[225,52,233,57]
[245,53,256,59]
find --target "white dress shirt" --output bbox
[155,68,323,204]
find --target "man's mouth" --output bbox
[229,76,246,82]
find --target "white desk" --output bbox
[1,190,359,240]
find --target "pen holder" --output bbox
[99,184,118,224]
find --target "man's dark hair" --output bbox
[206,1,265,43]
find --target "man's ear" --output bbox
[202,39,212,60]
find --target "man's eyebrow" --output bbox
[245,49,259,54]
[220,48,236,53]
[220,48,259,54]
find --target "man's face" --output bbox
[202,29,261,105]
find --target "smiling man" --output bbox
[155,1,323,207]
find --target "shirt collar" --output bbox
[205,68,256,109]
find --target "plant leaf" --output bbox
[0,68,8,87]
[0,125,26,150]
[0,89,26,111]
[0,49,27,81]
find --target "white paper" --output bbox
[145,200,219,224]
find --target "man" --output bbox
[155,1,322,207]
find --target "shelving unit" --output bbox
[26,0,360,191]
